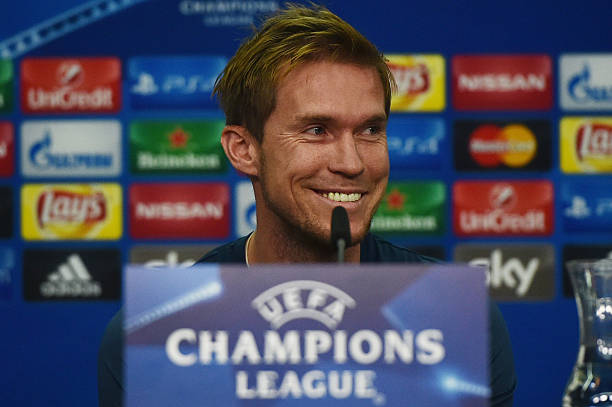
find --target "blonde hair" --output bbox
[213,3,395,142]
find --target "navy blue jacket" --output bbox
[98,233,516,406]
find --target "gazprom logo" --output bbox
[252,280,356,329]
[29,131,113,170]
[21,120,121,177]
[561,54,612,110]
[568,64,612,104]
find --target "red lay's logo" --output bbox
[37,190,106,228]
[453,180,553,236]
[469,124,537,168]
[388,63,430,95]
[452,55,552,110]
[21,57,121,113]
[576,123,612,160]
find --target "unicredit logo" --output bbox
[21,57,121,113]
[27,87,113,110]
[58,62,84,87]
[37,190,106,228]
[453,180,553,236]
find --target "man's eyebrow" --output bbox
[292,114,388,125]
[292,114,334,124]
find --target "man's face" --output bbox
[254,60,389,246]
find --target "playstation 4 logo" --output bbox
[565,196,591,219]
[131,72,216,95]
[128,56,227,109]
[131,72,158,95]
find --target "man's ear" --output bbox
[220,125,260,177]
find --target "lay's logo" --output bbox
[561,117,612,173]
[386,54,445,112]
[22,184,122,240]
[36,190,106,228]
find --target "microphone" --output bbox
[331,206,351,263]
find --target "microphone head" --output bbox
[330,206,351,247]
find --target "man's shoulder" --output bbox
[361,233,441,264]
[196,235,249,264]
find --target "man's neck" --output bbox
[248,226,360,264]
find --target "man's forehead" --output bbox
[276,61,386,113]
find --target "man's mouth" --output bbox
[319,192,362,202]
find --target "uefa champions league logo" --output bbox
[251,280,356,329]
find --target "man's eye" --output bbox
[305,126,326,136]
[364,126,382,136]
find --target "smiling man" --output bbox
[98,4,516,406]
[221,59,389,264]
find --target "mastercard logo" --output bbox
[468,124,537,168]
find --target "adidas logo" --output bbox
[40,254,101,298]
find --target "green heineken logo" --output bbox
[371,181,445,235]
[129,120,228,174]
[0,60,13,113]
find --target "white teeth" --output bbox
[321,192,362,202]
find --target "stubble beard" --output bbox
[257,153,376,258]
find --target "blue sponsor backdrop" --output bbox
[1,0,612,406]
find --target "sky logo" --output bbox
[562,180,612,232]
[386,117,445,170]
[129,56,227,109]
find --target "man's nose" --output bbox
[328,133,365,177]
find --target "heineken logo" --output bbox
[129,120,227,174]
[169,127,189,148]
[371,181,445,235]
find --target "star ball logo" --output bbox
[164,279,446,402]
